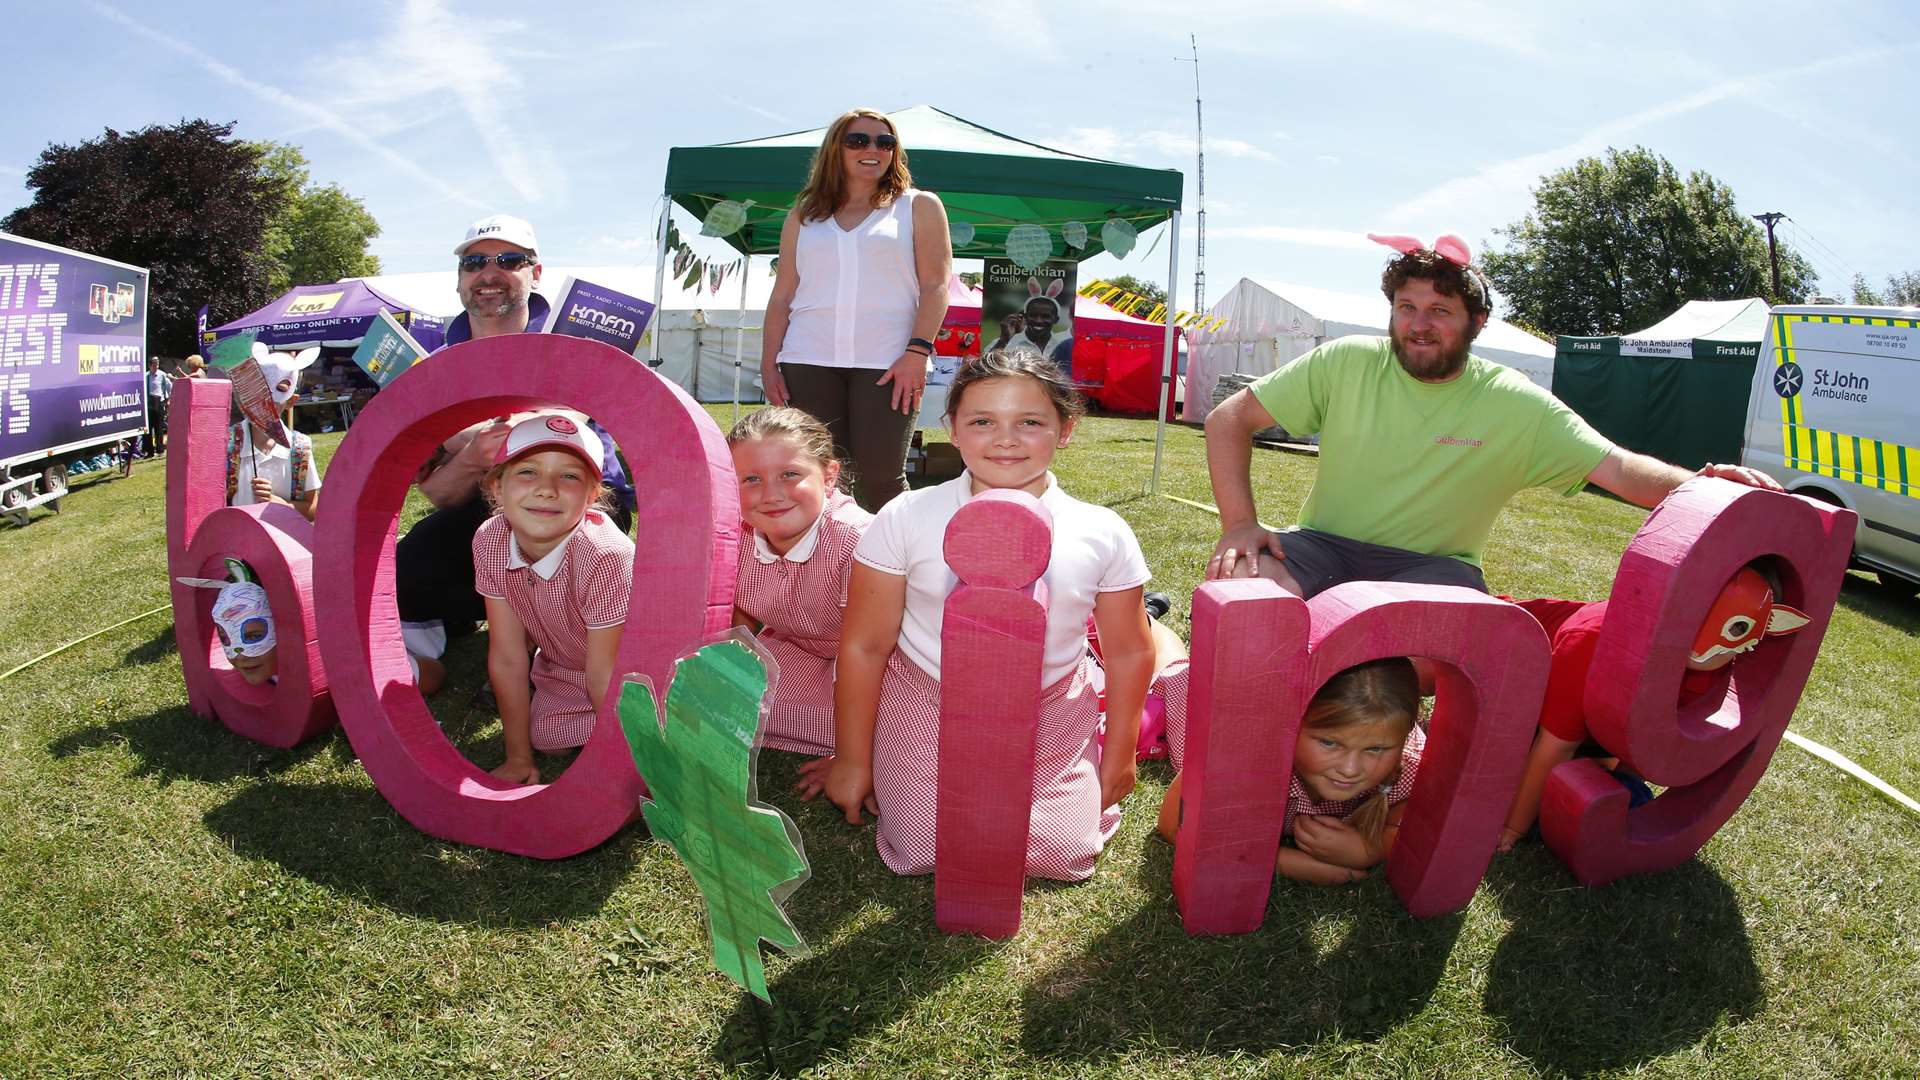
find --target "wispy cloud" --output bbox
[0,164,24,177]
[1052,127,1277,163]
[1384,43,1920,232]
[722,96,795,128]
[85,1,483,210]
[318,0,564,205]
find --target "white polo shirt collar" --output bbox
[507,521,581,581]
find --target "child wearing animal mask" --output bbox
[176,565,281,686]
[1497,564,1811,851]
[229,343,321,522]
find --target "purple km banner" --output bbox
[2,231,149,463]
[541,276,657,357]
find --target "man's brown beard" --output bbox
[1390,325,1475,381]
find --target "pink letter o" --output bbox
[314,335,739,858]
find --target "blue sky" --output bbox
[4,1,1914,319]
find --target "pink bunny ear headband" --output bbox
[1368,232,1491,307]
[1367,232,1473,266]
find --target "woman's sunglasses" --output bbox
[457,252,538,273]
[841,132,898,152]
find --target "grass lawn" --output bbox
[2,408,1917,1079]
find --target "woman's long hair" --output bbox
[795,108,914,223]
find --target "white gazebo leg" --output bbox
[1149,211,1182,496]
[733,254,750,425]
[647,200,669,369]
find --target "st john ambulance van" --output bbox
[1742,305,1920,586]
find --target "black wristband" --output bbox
[907,337,935,352]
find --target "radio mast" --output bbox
[1178,35,1208,313]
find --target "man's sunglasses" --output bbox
[458,252,538,273]
[842,132,898,152]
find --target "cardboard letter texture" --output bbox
[1175,581,1549,929]
[618,638,809,1003]
[935,490,1052,937]
[166,376,335,747]
[1173,578,1309,935]
[1540,478,1855,886]
[314,335,740,858]
[1309,583,1549,918]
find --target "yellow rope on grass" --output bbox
[1783,729,1920,820]
[0,604,172,681]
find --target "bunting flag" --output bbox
[1077,278,1228,332]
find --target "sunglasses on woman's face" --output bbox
[842,132,898,152]
[457,252,538,273]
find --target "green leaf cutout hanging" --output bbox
[700,199,755,238]
[1005,224,1053,271]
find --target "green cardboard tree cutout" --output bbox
[618,638,809,1002]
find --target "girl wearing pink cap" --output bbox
[473,413,635,784]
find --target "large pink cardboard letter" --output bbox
[313,335,738,859]
[1307,583,1549,918]
[1540,479,1855,885]
[1172,578,1308,935]
[165,376,335,747]
[935,489,1051,938]
[1174,581,1548,930]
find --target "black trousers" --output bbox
[780,362,916,513]
[394,496,491,631]
[147,399,169,454]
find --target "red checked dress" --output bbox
[473,509,634,750]
[734,490,873,755]
[854,472,1152,881]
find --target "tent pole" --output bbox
[733,254,750,425]
[1148,210,1183,496]
[648,200,670,368]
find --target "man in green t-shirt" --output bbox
[1204,241,1781,597]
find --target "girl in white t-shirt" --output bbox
[815,350,1156,881]
[227,344,321,522]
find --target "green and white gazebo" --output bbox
[654,105,1189,489]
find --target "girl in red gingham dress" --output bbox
[471,414,634,785]
[1156,655,1425,886]
[728,407,874,756]
[810,351,1157,882]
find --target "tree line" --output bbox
[3,119,382,355]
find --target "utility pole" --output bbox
[1177,35,1207,313]
[1754,211,1785,298]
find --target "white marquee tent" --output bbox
[1183,278,1557,422]
[348,265,779,402]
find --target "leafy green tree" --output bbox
[1881,270,1920,307]
[1850,274,1883,305]
[1481,147,1815,336]
[1104,274,1168,308]
[252,142,382,293]
[3,119,284,354]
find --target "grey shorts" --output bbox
[1275,527,1488,599]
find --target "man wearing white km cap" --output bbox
[394,215,634,690]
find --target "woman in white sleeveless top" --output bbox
[761,108,953,512]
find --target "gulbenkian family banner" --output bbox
[0,232,150,464]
